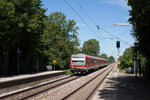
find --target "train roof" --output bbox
[71,53,86,58]
[71,53,107,61]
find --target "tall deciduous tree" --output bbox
[128,0,150,78]
[99,53,107,59]
[0,0,46,75]
[128,0,150,57]
[41,12,80,69]
[82,39,100,56]
[0,1,80,75]
[108,56,115,64]
[0,0,15,75]
[119,48,133,69]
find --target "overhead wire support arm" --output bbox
[96,25,132,46]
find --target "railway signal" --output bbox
[116,41,120,72]
[53,60,56,71]
[116,41,120,49]
[53,60,56,63]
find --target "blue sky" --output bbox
[41,0,134,60]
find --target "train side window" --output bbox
[94,60,97,63]
[92,59,94,64]
[98,59,101,63]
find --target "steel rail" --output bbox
[61,64,115,100]
[85,64,115,100]
[0,75,80,100]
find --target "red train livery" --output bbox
[70,53,108,73]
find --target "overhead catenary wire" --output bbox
[64,0,132,61]
[118,29,130,37]
[64,0,111,54]
[99,26,132,46]
[75,0,111,50]
[75,0,112,41]
[72,0,132,46]
[75,0,105,39]
[64,0,104,41]
[75,0,97,26]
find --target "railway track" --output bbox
[0,64,115,100]
[0,71,66,95]
[0,75,80,100]
[62,64,115,100]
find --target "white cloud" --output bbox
[100,0,131,9]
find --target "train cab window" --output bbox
[72,60,84,63]
[71,57,85,65]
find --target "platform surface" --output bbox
[0,71,65,83]
[93,65,150,100]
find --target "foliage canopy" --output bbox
[0,0,80,75]
[99,53,107,59]
[119,48,133,69]
[128,0,150,78]
[82,39,100,57]
[41,12,80,69]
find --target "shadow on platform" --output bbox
[98,73,150,100]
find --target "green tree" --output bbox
[0,0,46,75]
[99,53,107,59]
[82,39,100,56]
[0,0,15,75]
[41,12,80,70]
[128,0,150,78]
[119,48,133,69]
[128,0,150,57]
[108,56,115,64]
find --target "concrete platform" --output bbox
[93,64,150,100]
[0,71,65,84]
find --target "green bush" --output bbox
[65,69,72,75]
[119,48,134,70]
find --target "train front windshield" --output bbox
[71,57,85,65]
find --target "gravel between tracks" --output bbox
[33,65,113,100]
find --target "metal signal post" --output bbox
[116,41,120,72]
[53,60,56,71]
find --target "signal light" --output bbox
[116,41,120,49]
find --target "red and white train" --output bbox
[70,53,108,74]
